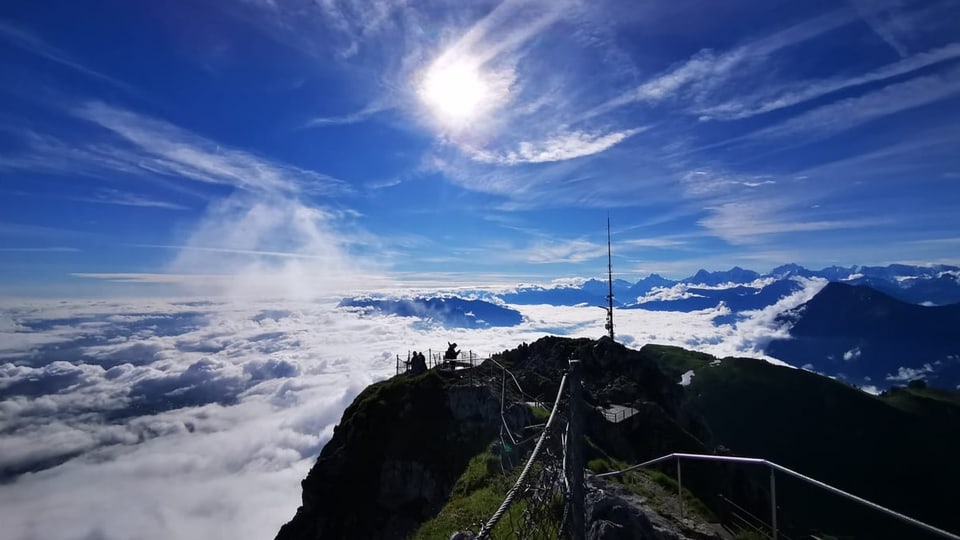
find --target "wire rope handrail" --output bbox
[476,373,569,540]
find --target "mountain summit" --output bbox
[275,337,960,539]
[767,282,960,389]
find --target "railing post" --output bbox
[569,359,585,540]
[770,467,777,540]
[677,457,684,520]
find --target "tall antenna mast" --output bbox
[605,217,615,340]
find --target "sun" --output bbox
[418,58,492,127]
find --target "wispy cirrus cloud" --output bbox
[698,199,883,245]
[73,102,349,196]
[0,21,134,91]
[590,10,856,116]
[469,127,645,165]
[523,239,607,264]
[850,0,914,58]
[748,65,960,141]
[69,273,227,284]
[306,102,388,127]
[2,103,350,198]
[697,42,960,120]
[2,98,381,296]
[0,246,80,253]
[75,189,190,211]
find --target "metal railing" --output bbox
[596,452,960,540]
[395,349,483,375]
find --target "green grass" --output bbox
[880,384,960,417]
[587,458,612,474]
[641,344,716,379]
[528,403,551,423]
[413,448,528,540]
[415,445,569,540]
[686,356,960,537]
[414,483,509,540]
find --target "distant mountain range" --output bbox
[338,296,522,328]
[766,282,960,390]
[337,264,960,390]
[497,263,960,309]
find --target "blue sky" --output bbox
[1,0,959,296]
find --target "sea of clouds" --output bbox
[0,278,825,540]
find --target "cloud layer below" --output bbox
[0,277,824,539]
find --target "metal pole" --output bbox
[500,368,506,446]
[677,457,684,520]
[605,217,615,341]
[770,467,778,540]
[569,359,585,540]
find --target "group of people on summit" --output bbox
[407,342,460,375]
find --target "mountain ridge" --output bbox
[275,337,960,540]
[493,263,960,308]
[766,281,960,390]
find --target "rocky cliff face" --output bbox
[275,370,530,540]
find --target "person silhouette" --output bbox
[411,350,427,374]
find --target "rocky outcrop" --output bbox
[274,371,530,540]
[586,476,724,540]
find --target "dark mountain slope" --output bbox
[766,282,960,388]
[276,371,530,540]
[277,337,960,539]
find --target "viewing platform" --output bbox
[395,346,485,375]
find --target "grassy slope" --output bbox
[660,351,960,538]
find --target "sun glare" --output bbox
[419,59,491,126]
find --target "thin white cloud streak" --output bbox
[306,101,390,127]
[435,0,569,69]
[141,244,350,261]
[73,102,348,196]
[699,200,882,245]
[75,189,190,211]
[0,21,134,91]
[469,127,644,164]
[522,239,607,264]
[850,0,912,57]
[591,10,856,116]
[621,237,689,249]
[749,65,960,140]
[0,247,79,253]
[71,273,230,285]
[698,42,960,120]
